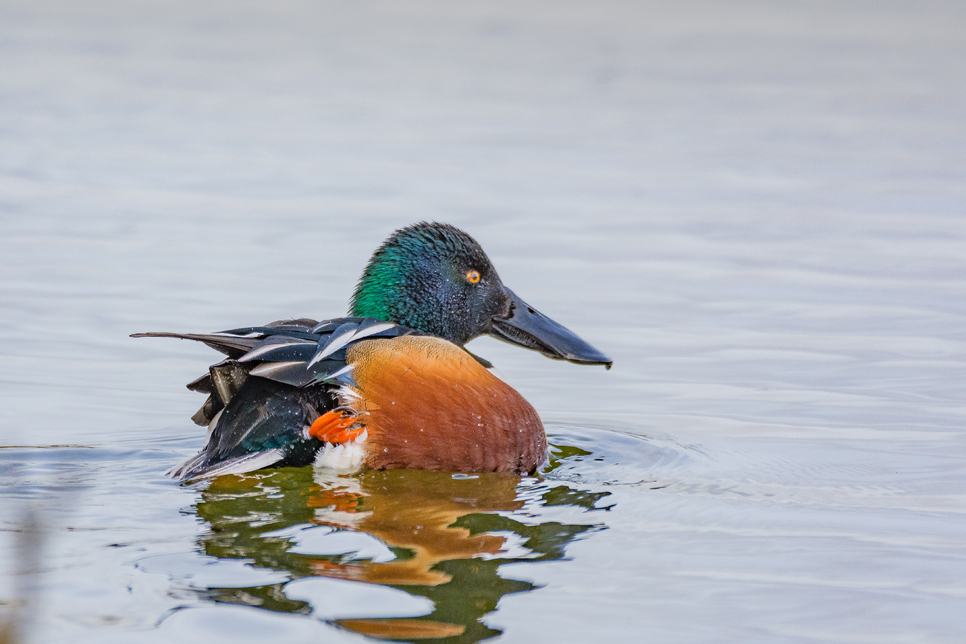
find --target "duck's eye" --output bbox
[466,270,481,284]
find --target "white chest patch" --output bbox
[313,429,368,473]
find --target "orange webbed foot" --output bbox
[309,409,366,444]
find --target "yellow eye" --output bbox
[466,270,481,284]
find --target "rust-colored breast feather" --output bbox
[346,336,547,474]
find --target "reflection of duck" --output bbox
[135,222,611,480]
[196,462,610,642]
[305,470,525,587]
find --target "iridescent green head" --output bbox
[350,222,612,367]
[350,222,506,346]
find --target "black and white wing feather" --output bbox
[133,317,416,481]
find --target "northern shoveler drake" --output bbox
[134,222,611,481]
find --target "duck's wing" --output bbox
[131,317,323,359]
[136,318,416,413]
[235,318,412,388]
[134,317,417,480]
[134,317,415,389]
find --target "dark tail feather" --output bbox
[131,332,259,358]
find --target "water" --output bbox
[1,0,965,642]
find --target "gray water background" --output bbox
[1,1,965,642]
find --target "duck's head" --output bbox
[350,222,612,368]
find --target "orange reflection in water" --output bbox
[304,470,524,587]
[198,458,608,642]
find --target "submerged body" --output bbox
[137,223,610,480]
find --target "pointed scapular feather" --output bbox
[219,326,320,341]
[248,357,356,388]
[240,342,318,364]
[305,359,359,386]
[309,322,359,366]
[130,332,260,357]
[312,363,354,384]
[351,320,398,341]
[221,319,318,334]
[265,318,319,330]
[310,320,342,334]
[238,337,317,363]
[248,360,312,386]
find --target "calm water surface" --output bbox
[1,1,965,642]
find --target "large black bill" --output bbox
[488,289,612,369]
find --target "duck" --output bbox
[134,222,611,481]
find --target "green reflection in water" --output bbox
[192,444,610,642]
